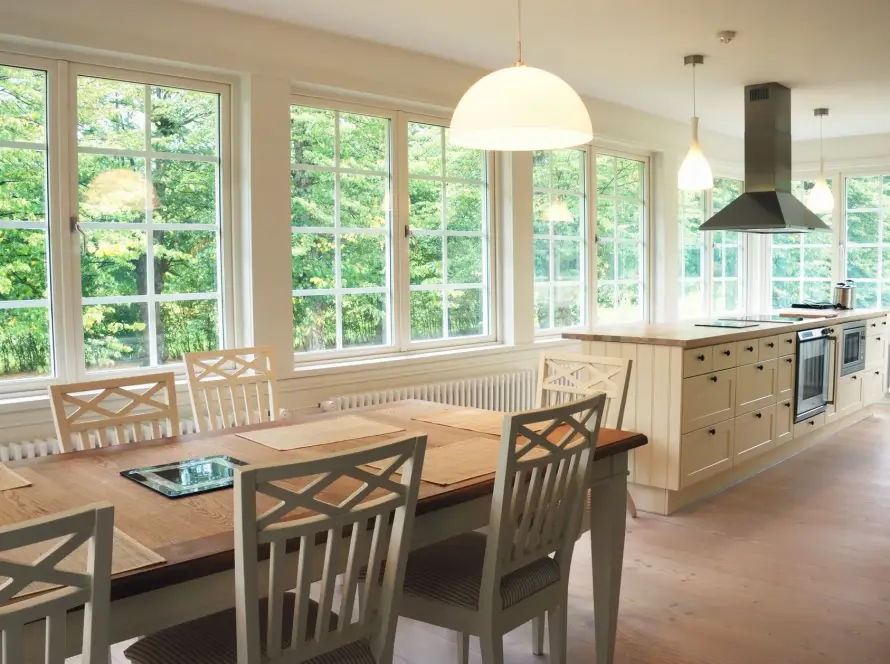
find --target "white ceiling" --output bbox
[183,0,890,139]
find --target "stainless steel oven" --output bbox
[796,326,836,422]
[839,321,866,376]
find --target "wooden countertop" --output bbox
[563,309,890,349]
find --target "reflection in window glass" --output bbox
[291,106,391,352]
[678,190,706,318]
[532,149,586,332]
[0,64,52,380]
[408,122,489,342]
[770,180,833,308]
[710,178,744,315]
[844,175,890,308]
[76,76,222,370]
[596,154,646,322]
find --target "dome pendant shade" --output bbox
[543,198,574,222]
[807,175,834,215]
[449,65,593,151]
[678,117,714,191]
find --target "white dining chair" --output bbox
[393,394,605,664]
[0,502,114,664]
[49,373,179,452]
[183,345,281,433]
[124,434,427,664]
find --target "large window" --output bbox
[770,180,833,308]
[596,153,646,322]
[677,177,744,318]
[0,64,51,380]
[845,175,890,308]
[75,74,224,370]
[407,122,490,343]
[532,149,586,332]
[290,105,392,353]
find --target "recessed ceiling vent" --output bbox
[699,82,832,234]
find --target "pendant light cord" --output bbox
[516,0,524,65]
[692,62,697,117]
[819,114,825,174]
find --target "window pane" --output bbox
[77,77,145,150]
[0,307,50,379]
[78,155,146,223]
[0,148,46,221]
[291,170,334,227]
[0,229,48,300]
[339,113,386,171]
[847,211,878,244]
[446,183,483,231]
[340,174,386,228]
[555,240,581,281]
[151,86,218,155]
[0,65,45,143]
[342,293,386,348]
[534,239,550,282]
[81,230,148,297]
[290,106,335,167]
[156,299,219,363]
[848,247,878,278]
[535,283,552,331]
[153,230,218,294]
[554,284,582,328]
[293,295,336,352]
[448,289,483,337]
[410,290,443,341]
[341,234,386,288]
[408,123,442,176]
[445,137,483,180]
[845,175,888,302]
[292,233,335,290]
[552,150,584,191]
[410,235,443,285]
[83,303,150,370]
[532,151,550,188]
[446,236,483,283]
[409,180,442,230]
[152,160,217,224]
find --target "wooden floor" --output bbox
[98,406,890,663]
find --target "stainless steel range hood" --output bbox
[699,82,830,234]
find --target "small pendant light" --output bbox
[448,0,593,151]
[807,108,834,214]
[678,55,714,191]
[542,198,574,222]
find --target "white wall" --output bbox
[0,0,749,442]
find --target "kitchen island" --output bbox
[564,309,890,514]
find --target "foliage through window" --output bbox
[290,105,392,353]
[678,189,706,318]
[532,149,586,331]
[76,75,223,371]
[770,180,833,308]
[844,175,890,308]
[596,154,646,322]
[0,64,51,380]
[408,122,489,342]
[710,178,744,314]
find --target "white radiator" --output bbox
[0,419,199,461]
[319,370,538,414]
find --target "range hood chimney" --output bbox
[699,82,831,234]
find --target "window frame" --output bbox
[532,146,590,337]
[841,171,890,308]
[0,52,234,396]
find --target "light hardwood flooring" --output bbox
[92,406,890,663]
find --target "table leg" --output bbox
[589,452,628,664]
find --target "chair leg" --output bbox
[547,604,568,664]
[480,632,504,664]
[455,632,470,664]
[531,615,545,655]
[626,489,638,518]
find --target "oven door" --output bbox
[796,336,833,422]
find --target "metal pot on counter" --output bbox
[833,280,855,309]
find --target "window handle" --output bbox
[70,216,87,253]
[405,225,417,250]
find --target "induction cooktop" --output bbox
[718,315,803,324]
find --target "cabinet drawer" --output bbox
[866,315,888,337]
[735,359,778,415]
[759,335,780,360]
[736,340,759,365]
[775,399,793,445]
[682,368,737,434]
[733,405,776,464]
[712,342,738,371]
[793,412,826,437]
[683,347,714,377]
[864,368,885,406]
[777,355,795,401]
[778,332,797,355]
[836,371,864,417]
[865,334,886,370]
[680,420,734,489]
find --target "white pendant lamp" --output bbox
[448,0,593,151]
[678,55,714,191]
[542,198,574,222]
[807,108,834,215]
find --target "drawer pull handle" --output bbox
[745,346,754,352]
[785,358,793,363]
[810,421,815,426]
[723,350,731,356]
[755,412,762,419]
[872,323,877,327]
[876,371,881,375]
[756,364,764,370]
[878,337,882,341]
[767,342,775,348]
[708,429,716,435]
[883,321,887,326]
[852,375,858,380]
[785,403,791,408]
[785,338,793,343]
[697,354,706,361]
[709,376,718,382]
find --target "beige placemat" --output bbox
[367,437,501,486]
[0,464,31,491]
[236,415,406,451]
[411,407,548,436]
[4,527,165,599]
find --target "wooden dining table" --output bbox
[4,399,646,664]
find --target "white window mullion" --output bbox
[143,84,159,367]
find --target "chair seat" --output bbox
[124,595,374,664]
[402,532,560,611]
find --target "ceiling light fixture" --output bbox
[542,198,574,222]
[448,0,593,151]
[807,108,834,215]
[678,54,714,191]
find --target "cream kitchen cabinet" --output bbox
[680,419,734,489]
[737,341,759,365]
[733,405,776,463]
[793,411,826,437]
[835,371,864,418]
[775,399,794,445]
[682,368,736,434]
[865,334,885,370]
[735,359,778,415]
[778,332,796,355]
[683,347,713,377]
[777,355,795,401]
[864,367,885,405]
[758,335,780,360]
[866,315,888,336]
[712,341,738,371]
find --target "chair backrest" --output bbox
[0,502,114,664]
[49,373,179,452]
[183,345,280,433]
[233,435,426,664]
[480,394,606,614]
[537,352,632,429]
